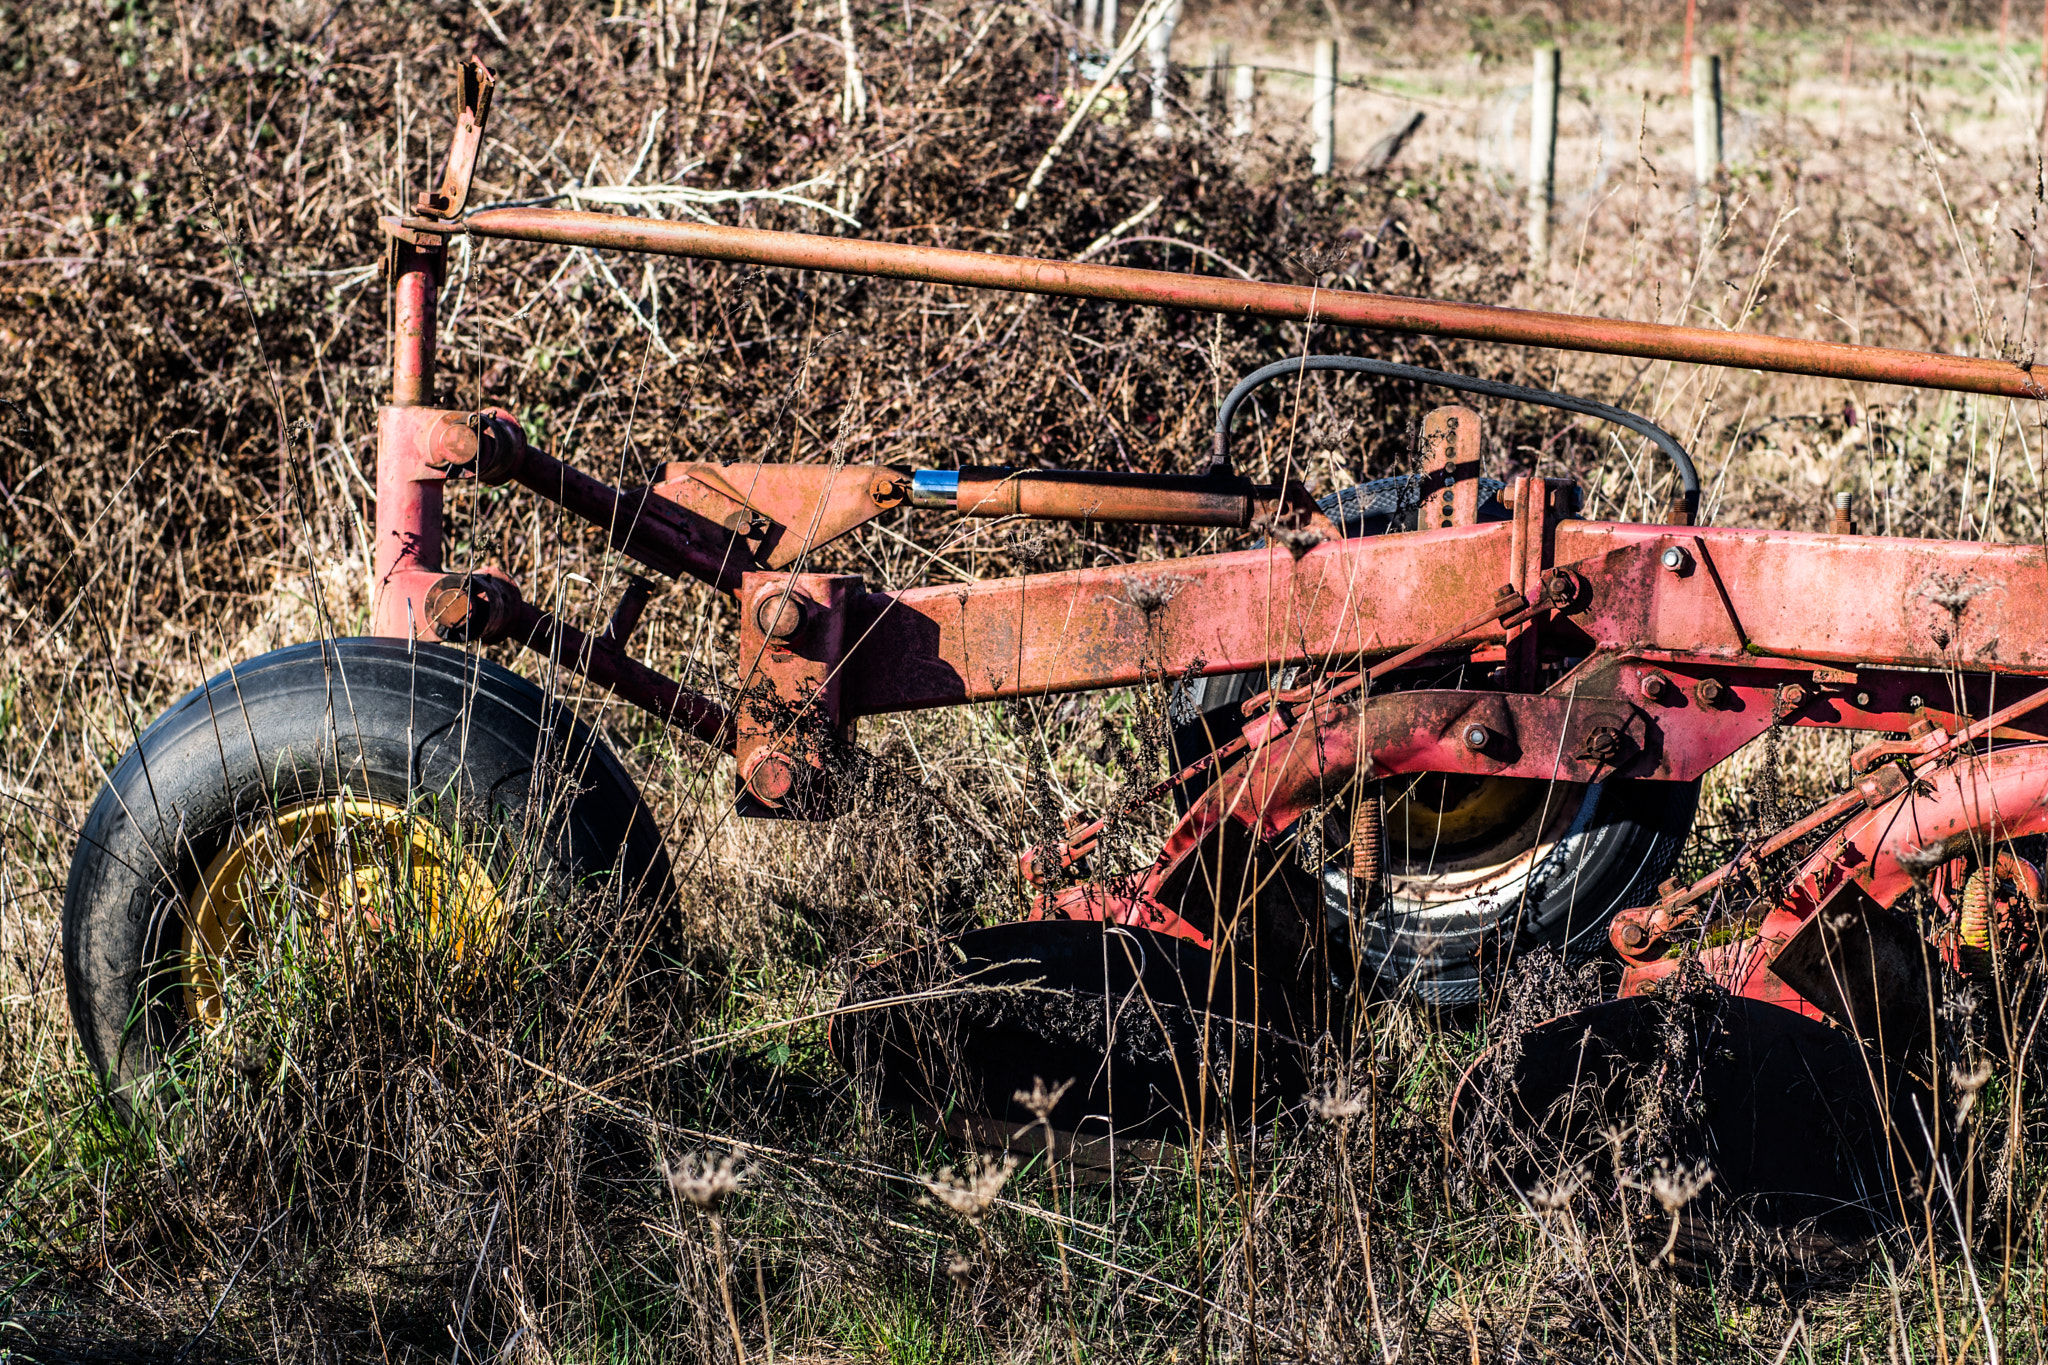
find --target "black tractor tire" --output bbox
[1169,475,1699,1006]
[63,637,683,1105]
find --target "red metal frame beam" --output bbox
[466,208,2048,400]
[842,520,2048,715]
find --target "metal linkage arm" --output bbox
[463,207,2048,401]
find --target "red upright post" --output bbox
[1681,0,1698,92]
[375,237,446,639]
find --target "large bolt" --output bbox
[1660,545,1691,573]
[1616,918,1650,952]
[753,588,813,641]
[1461,723,1491,752]
[1780,683,1808,709]
[868,471,909,507]
[423,573,516,644]
[1577,725,1631,764]
[741,749,802,806]
[1695,677,1725,707]
[1640,672,1669,702]
[1543,567,1584,609]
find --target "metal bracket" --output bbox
[415,57,496,222]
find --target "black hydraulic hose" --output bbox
[1213,355,1701,519]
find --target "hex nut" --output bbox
[1543,567,1585,609]
[1461,724,1490,752]
[1640,673,1668,701]
[1577,725,1631,763]
[1660,545,1691,573]
[1695,677,1726,707]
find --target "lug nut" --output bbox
[1462,724,1491,752]
[1695,677,1725,707]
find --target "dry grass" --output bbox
[6,0,2048,1360]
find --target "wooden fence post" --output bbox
[1311,38,1338,175]
[1694,52,1723,243]
[1231,62,1256,138]
[1205,42,1231,118]
[1528,46,1559,270]
[1147,0,1181,138]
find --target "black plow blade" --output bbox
[1452,994,1933,1266]
[831,921,1308,1158]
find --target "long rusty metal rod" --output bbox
[464,208,2048,400]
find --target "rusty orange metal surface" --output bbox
[650,461,908,570]
[955,468,1253,526]
[464,207,2048,400]
[841,517,2048,716]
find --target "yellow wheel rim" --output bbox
[183,797,505,1026]
[1385,774,1548,856]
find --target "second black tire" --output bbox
[1169,476,1698,1006]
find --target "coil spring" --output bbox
[1960,867,1995,951]
[1350,792,1383,892]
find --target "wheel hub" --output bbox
[182,797,503,1025]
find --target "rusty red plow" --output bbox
[62,60,2048,1256]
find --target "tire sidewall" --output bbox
[63,638,673,1102]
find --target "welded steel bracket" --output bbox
[417,58,496,222]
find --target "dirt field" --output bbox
[6,0,2048,1360]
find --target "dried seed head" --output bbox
[1291,243,1353,279]
[1313,1090,1368,1121]
[1525,1169,1583,1211]
[1012,1076,1075,1122]
[945,1249,976,1285]
[665,1150,746,1211]
[1951,1059,1995,1123]
[1647,1161,1715,1213]
[922,1155,1017,1222]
